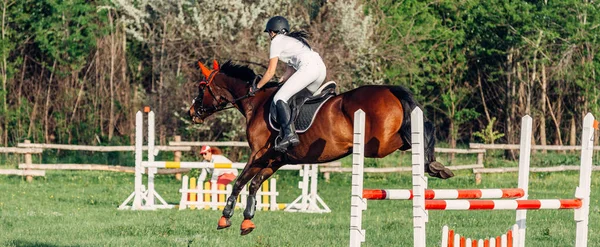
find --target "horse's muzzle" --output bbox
[192,116,204,124]
[189,108,205,124]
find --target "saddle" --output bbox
[269,81,337,133]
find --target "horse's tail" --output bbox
[389,86,436,164]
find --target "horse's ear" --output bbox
[213,60,219,71]
[198,61,212,78]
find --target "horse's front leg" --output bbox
[240,165,281,235]
[217,164,262,230]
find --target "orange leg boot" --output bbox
[240,219,256,235]
[217,216,231,230]
[217,196,238,230]
[240,195,257,235]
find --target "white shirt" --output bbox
[269,34,314,70]
[205,154,238,181]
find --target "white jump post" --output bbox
[284,164,330,213]
[349,109,367,247]
[411,107,427,247]
[120,111,172,210]
[132,111,144,209]
[575,113,594,247]
[349,107,594,247]
[148,110,156,208]
[515,115,532,247]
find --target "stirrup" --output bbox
[274,134,299,152]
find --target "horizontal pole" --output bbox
[470,143,600,151]
[20,164,134,172]
[363,188,524,200]
[17,143,191,152]
[170,141,486,154]
[18,164,190,174]
[474,165,600,174]
[434,148,486,154]
[169,141,249,147]
[425,199,582,210]
[321,164,483,173]
[142,161,308,171]
[0,169,45,176]
[0,147,43,154]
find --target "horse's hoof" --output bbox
[240,219,256,235]
[217,216,231,230]
[440,168,455,179]
[427,161,455,179]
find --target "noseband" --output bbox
[193,71,258,119]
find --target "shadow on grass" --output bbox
[4,239,80,247]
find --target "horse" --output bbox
[188,60,454,235]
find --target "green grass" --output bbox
[1,165,599,247]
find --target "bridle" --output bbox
[192,71,258,119]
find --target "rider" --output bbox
[251,16,327,152]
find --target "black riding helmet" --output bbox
[264,16,289,34]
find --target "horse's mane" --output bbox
[220,61,256,83]
[219,60,279,88]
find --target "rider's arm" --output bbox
[279,65,296,83]
[257,57,278,89]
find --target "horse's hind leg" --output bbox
[424,121,455,179]
[217,165,262,230]
[240,164,282,235]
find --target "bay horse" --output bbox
[188,60,454,235]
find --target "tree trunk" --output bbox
[477,68,491,123]
[1,0,8,146]
[18,55,26,140]
[122,22,130,137]
[108,11,115,141]
[569,116,576,154]
[506,49,517,160]
[539,63,547,153]
[449,118,456,161]
[28,65,44,140]
[95,46,104,137]
[44,61,57,143]
[158,20,167,145]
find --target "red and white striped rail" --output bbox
[426,199,581,210]
[362,188,524,200]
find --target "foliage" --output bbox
[473,117,505,144]
[0,0,598,148]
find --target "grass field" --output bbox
[1,152,599,247]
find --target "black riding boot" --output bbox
[274,100,299,152]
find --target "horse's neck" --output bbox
[223,77,249,101]
[223,77,269,120]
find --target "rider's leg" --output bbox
[272,58,326,152]
[273,100,299,151]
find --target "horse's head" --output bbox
[189,60,231,124]
[189,60,258,123]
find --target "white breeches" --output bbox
[273,52,327,103]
